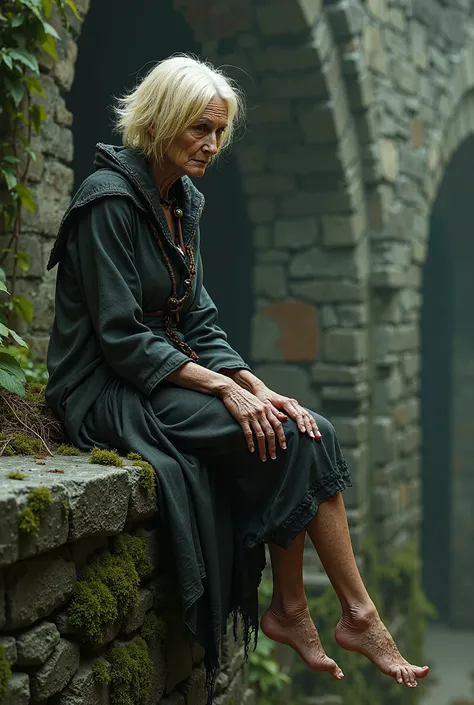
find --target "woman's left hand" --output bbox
[253,386,322,441]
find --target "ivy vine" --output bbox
[0,0,80,395]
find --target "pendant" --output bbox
[174,207,183,219]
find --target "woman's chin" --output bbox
[184,161,208,177]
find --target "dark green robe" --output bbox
[46,144,352,695]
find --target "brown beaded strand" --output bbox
[150,221,199,362]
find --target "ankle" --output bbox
[268,595,308,619]
[341,600,378,626]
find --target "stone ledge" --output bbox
[0,455,158,567]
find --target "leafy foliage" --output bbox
[0,0,80,395]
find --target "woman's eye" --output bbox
[195,124,207,134]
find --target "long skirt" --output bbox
[80,379,352,695]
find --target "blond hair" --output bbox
[114,54,244,161]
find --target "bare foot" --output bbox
[261,603,344,680]
[335,604,430,688]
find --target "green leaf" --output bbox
[10,11,25,28]
[25,76,45,96]
[2,155,21,165]
[0,351,26,381]
[0,322,9,337]
[1,52,13,70]
[0,366,26,396]
[0,268,7,284]
[43,21,60,39]
[5,76,25,107]
[9,49,39,74]
[15,250,31,273]
[16,184,36,214]
[13,296,33,325]
[64,0,81,20]
[30,103,47,132]
[41,32,58,60]
[42,0,52,17]
[8,329,28,347]
[1,166,18,192]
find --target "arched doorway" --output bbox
[421,136,474,627]
[67,0,253,358]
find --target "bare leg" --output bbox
[260,531,344,680]
[305,493,430,688]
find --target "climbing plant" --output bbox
[0,0,80,395]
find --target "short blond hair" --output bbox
[114,54,244,161]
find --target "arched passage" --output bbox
[66,0,254,358]
[421,135,474,627]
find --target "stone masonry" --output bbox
[4,0,474,628]
[0,455,253,705]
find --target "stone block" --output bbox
[0,571,5,629]
[261,301,319,361]
[311,364,366,385]
[51,660,110,705]
[364,24,388,74]
[298,90,349,145]
[256,0,321,36]
[247,197,276,225]
[253,226,271,250]
[243,174,296,197]
[253,265,287,299]
[2,672,30,705]
[0,492,18,566]
[291,280,365,303]
[164,614,193,694]
[373,417,396,464]
[321,212,365,248]
[326,0,365,37]
[69,536,109,573]
[126,465,158,522]
[321,382,368,402]
[257,250,289,265]
[120,588,153,635]
[290,242,368,281]
[178,666,207,705]
[0,637,17,665]
[5,552,76,629]
[30,639,80,700]
[252,365,319,409]
[234,144,266,174]
[320,304,338,329]
[251,311,282,362]
[323,330,368,364]
[274,217,319,249]
[65,466,130,540]
[338,304,368,327]
[411,20,428,71]
[16,621,60,667]
[332,416,368,446]
[147,639,167,705]
[160,694,185,705]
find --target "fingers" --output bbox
[265,405,287,452]
[241,421,255,455]
[302,410,322,441]
[251,419,268,462]
[258,415,277,461]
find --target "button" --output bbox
[184,278,192,288]
[174,208,184,218]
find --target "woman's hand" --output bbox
[253,386,322,442]
[219,383,287,462]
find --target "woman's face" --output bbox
[166,96,229,177]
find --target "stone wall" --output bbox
[4,0,474,621]
[0,455,252,705]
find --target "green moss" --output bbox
[62,499,69,522]
[0,432,42,455]
[25,381,45,397]
[56,444,82,456]
[141,612,168,644]
[92,658,111,685]
[132,460,155,497]
[18,486,54,535]
[127,451,142,461]
[109,637,152,705]
[90,447,124,467]
[6,471,26,480]
[68,579,118,643]
[0,646,12,701]
[81,552,139,621]
[114,530,152,580]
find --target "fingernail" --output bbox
[282,443,287,450]
[262,457,267,462]
[310,431,315,438]
[250,447,254,453]
[271,454,276,460]
[317,431,322,438]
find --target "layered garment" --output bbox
[45,144,352,697]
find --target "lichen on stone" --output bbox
[55,443,82,456]
[18,486,54,535]
[115,530,152,580]
[109,637,152,705]
[0,646,12,701]
[92,658,111,685]
[90,447,124,467]
[6,471,26,480]
[62,499,69,522]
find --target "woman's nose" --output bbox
[202,135,218,154]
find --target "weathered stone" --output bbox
[364,25,388,74]
[0,571,5,629]
[322,212,365,247]
[311,364,366,385]
[178,666,207,705]
[0,492,18,566]
[338,304,368,327]
[0,637,17,665]
[290,242,368,281]
[251,310,282,362]
[160,694,185,705]
[51,660,110,705]
[326,0,365,37]
[332,417,369,446]
[291,280,365,302]
[258,301,319,361]
[373,417,396,464]
[243,173,296,196]
[120,588,153,635]
[16,621,60,666]
[147,639,167,705]
[65,465,130,540]
[298,90,349,145]
[2,672,30,705]
[274,217,319,249]
[164,613,193,694]
[69,535,109,572]
[256,0,321,36]
[253,265,287,299]
[5,552,76,629]
[323,330,368,364]
[126,464,158,522]
[320,304,338,329]
[30,639,80,700]
[247,197,276,224]
[321,383,368,402]
[252,365,319,409]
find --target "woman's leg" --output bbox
[305,492,430,688]
[260,531,344,680]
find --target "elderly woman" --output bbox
[46,55,429,697]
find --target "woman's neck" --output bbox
[149,158,182,201]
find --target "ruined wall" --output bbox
[0,455,252,705]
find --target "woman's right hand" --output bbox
[219,383,286,462]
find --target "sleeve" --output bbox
[74,197,191,396]
[180,251,252,373]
